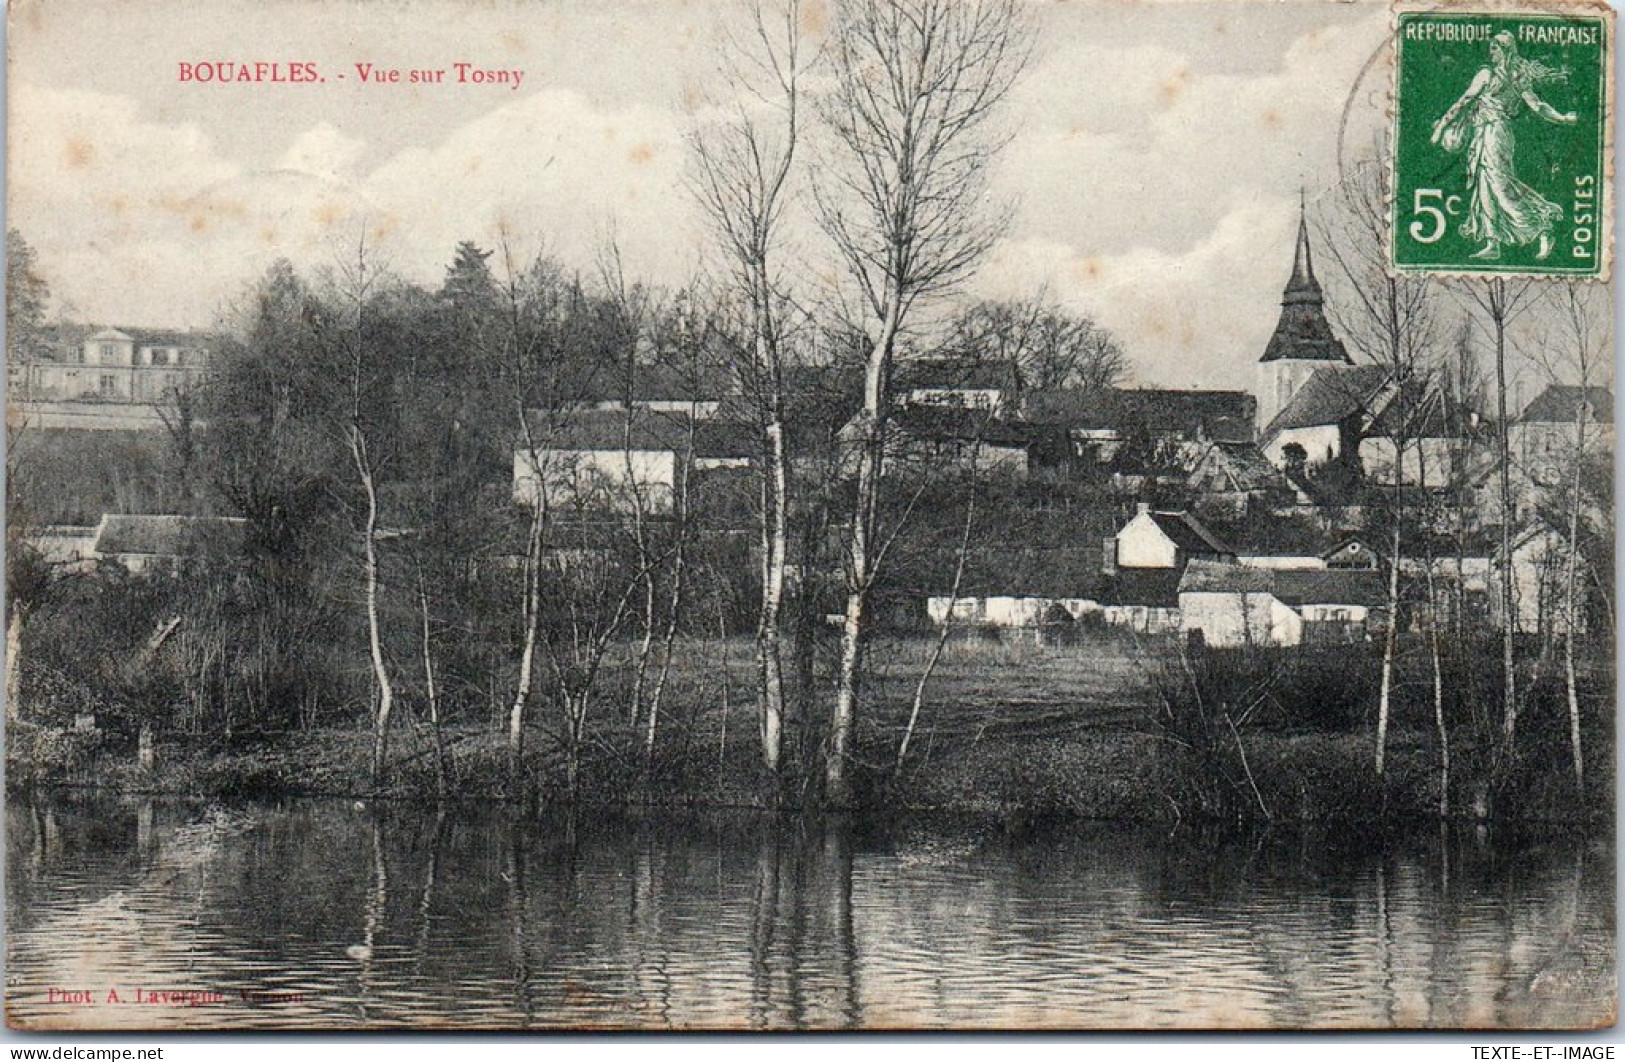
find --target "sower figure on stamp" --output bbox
[1430,30,1577,260]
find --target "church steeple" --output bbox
[1259,193,1348,364]
[1256,192,1351,434]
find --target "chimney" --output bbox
[1136,501,1151,516]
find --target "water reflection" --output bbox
[4,794,1614,1030]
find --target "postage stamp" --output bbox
[1391,6,1612,277]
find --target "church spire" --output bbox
[1259,191,1348,364]
[1283,189,1323,305]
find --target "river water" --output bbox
[4,794,1615,1030]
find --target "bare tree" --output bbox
[1529,283,1610,791]
[322,236,398,789]
[689,0,810,782]
[1458,276,1538,765]
[947,298,1127,393]
[815,0,1029,805]
[1318,159,1439,783]
[494,240,570,795]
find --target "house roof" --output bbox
[1021,387,1256,441]
[1101,569,1183,608]
[1366,380,1477,440]
[93,514,247,557]
[1178,559,1386,606]
[1206,516,1337,558]
[1518,385,1614,425]
[600,360,734,404]
[896,356,1017,392]
[1270,568,1387,607]
[1189,441,1291,494]
[1179,559,1274,594]
[90,327,211,349]
[524,409,754,459]
[1145,510,1234,556]
[1262,364,1390,437]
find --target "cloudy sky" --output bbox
[9,0,1394,389]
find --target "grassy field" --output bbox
[9,629,1611,826]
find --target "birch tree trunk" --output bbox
[509,500,546,792]
[828,307,899,806]
[1376,511,1401,779]
[350,425,396,789]
[1562,395,1588,791]
[6,605,23,723]
[416,560,449,802]
[757,388,789,778]
[816,0,1028,807]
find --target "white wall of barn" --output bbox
[513,447,677,513]
[1180,591,1302,647]
[1358,437,1458,489]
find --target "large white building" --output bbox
[23,327,213,404]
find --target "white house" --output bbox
[1178,559,1385,648]
[1493,524,1593,637]
[25,327,213,405]
[22,525,99,572]
[894,357,1017,415]
[1510,384,1614,489]
[513,409,753,514]
[1109,504,1235,571]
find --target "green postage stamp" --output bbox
[1391,5,1613,277]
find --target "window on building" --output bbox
[99,343,116,362]
[150,348,170,366]
[99,374,117,396]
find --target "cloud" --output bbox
[979,201,1302,390]
[9,83,700,325]
[9,5,1394,389]
[359,87,699,286]
[976,11,1391,386]
[278,122,368,182]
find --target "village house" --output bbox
[870,406,1054,477]
[1510,384,1614,488]
[590,361,734,420]
[922,549,1182,636]
[1021,387,1255,469]
[1492,523,1594,637]
[512,408,754,515]
[1177,559,1385,648]
[1356,381,1478,490]
[22,525,100,572]
[893,356,1020,415]
[90,514,247,574]
[1106,503,1235,573]
[1185,439,1309,515]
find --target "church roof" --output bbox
[1258,204,1352,365]
[1261,364,1390,437]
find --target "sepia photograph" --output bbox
[2,0,1616,1032]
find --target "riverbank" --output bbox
[8,635,1612,826]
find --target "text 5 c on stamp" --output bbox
[1391,7,1612,278]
